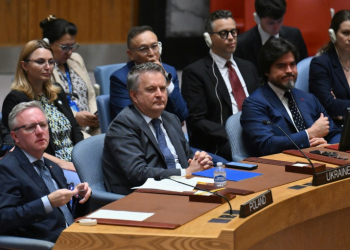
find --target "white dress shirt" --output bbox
[258,24,279,45]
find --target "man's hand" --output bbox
[48,189,76,207]
[186,151,213,175]
[309,137,328,147]
[73,182,92,204]
[306,113,330,139]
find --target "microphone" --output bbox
[262,120,316,175]
[154,174,233,215]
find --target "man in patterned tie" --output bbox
[241,37,341,156]
[0,101,91,243]
[181,10,260,161]
[103,62,213,195]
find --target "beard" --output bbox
[270,75,296,91]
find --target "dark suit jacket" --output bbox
[309,48,350,127]
[181,54,259,155]
[240,83,341,156]
[0,147,90,242]
[102,105,193,195]
[109,61,188,122]
[234,25,308,74]
[2,84,83,157]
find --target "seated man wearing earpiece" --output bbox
[181,10,260,161]
[234,0,308,75]
[109,26,188,122]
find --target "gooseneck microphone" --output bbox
[262,120,316,175]
[154,174,233,215]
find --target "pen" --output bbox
[195,187,225,195]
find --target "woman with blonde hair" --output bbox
[2,40,83,171]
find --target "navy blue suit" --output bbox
[109,61,188,121]
[309,48,350,127]
[0,147,90,242]
[240,83,341,156]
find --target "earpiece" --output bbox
[253,12,261,25]
[203,32,212,48]
[328,29,337,44]
[158,41,162,55]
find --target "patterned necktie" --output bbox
[284,91,306,131]
[151,119,176,169]
[225,61,247,111]
[34,160,74,225]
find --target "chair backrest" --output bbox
[295,56,314,93]
[72,134,106,191]
[96,95,111,133]
[225,111,250,162]
[0,236,54,250]
[94,63,126,95]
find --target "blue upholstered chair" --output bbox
[0,236,54,250]
[295,56,314,93]
[225,112,251,161]
[94,63,126,95]
[72,134,124,211]
[96,95,111,133]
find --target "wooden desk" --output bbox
[54,154,350,250]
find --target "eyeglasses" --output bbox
[24,59,57,68]
[55,42,80,53]
[129,42,160,55]
[209,29,238,39]
[13,121,49,133]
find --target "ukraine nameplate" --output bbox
[239,190,273,218]
[312,163,350,186]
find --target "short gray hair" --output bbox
[127,62,166,93]
[8,101,46,131]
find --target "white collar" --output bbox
[258,25,279,45]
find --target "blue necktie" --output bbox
[284,91,306,132]
[34,160,75,225]
[151,119,176,169]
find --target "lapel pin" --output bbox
[301,98,304,101]
[58,100,62,105]
[50,166,52,169]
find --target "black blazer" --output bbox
[309,48,350,127]
[181,54,259,154]
[2,84,83,156]
[234,25,308,75]
[0,147,90,242]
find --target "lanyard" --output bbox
[64,64,73,96]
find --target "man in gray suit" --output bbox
[103,62,213,195]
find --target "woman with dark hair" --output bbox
[40,15,99,136]
[2,40,83,171]
[309,10,350,128]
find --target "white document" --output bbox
[132,177,199,192]
[87,209,154,221]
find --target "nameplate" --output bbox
[239,190,273,218]
[312,163,350,186]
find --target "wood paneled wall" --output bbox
[0,0,138,45]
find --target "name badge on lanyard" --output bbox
[64,64,79,112]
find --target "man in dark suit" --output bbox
[0,101,91,243]
[240,38,340,157]
[181,10,260,161]
[103,62,212,195]
[234,0,308,74]
[109,26,187,122]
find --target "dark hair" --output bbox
[40,15,78,43]
[127,62,166,93]
[204,10,234,32]
[255,0,286,20]
[320,10,350,54]
[259,37,299,82]
[127,26,154,48]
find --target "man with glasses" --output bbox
[181,10,259,161]
[0,101,91,243]
[110,26,188,121]
[234,0,308,75]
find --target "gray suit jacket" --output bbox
[102,105,193,195]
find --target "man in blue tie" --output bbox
[0,101,91,243]
[103,62,213,195]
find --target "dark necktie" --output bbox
[151,119,176,169]
[34,160,74,225]
[225,61,247,111]
[284,91,306,131]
